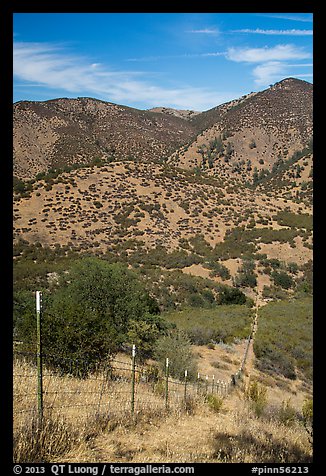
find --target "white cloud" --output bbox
[226,44,311,63]
[257,14,313,23]
[187,28,219,35]
[224,44,312,87]
[201,52,225,57]
[127,52,225,62]
[13,41,237,110]
[252,61,287,85]
[232,28,313,36]
[252,61,313,86]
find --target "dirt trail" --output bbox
[239,292,268,393]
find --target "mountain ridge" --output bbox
[169,78,313,180]
[13,78,312,183]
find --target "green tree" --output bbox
[13,290,36,347]
[287,262,299,275]
[154,330,198,381]
[18,258,160,374]
[126,314,170,361]
[218,287,247,305]
[234,260,257,288]
[252,167,259,185]
[271,270,294,290]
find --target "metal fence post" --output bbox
[184,370,188,403]
[197,372,200,395]
[36,291,43,421]
[165,358,169,410]
[131,344,136,415]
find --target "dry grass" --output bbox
[13,355,312,463]
[211,401,312,463]
[63,393,312,463]
[13,355,204,462]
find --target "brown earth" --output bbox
[13,159,312,292]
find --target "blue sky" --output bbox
[13,12,313,111]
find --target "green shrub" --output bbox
[187,327,214,345]
[234,271,257,288]
[278,399,298,426]
[301,398,313,445]
[274,211,313,231]
[189,235,213,257]
[218,287,247,305]
[153,330,198,381]
[153,379,165,398]
[245,380,268,416]
[205,394,223,413]
[302,398,313,425]
[261,285,288,300]
[206,261,231,280]
[126,315,168,361]
[271,270,294,289]
[187,293,203,307]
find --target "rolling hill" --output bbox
[13,77,313,300]
[13,78,312,185]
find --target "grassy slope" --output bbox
[163,305,253,344]
[254,297,313,381]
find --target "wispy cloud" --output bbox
[225,44,312,86]
[252,61,313,86]
[13,41,237,110]
[187,28,219,35]
[256,14,313,23]
[232,28,313,36]
[226,44,311,63]
[126,52,225,62]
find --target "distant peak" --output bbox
[271,77,312,88]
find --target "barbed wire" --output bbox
[13,327,253,423]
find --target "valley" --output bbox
[13,77,313,464]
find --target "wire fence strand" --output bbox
[14,323,254,428]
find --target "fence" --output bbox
[13,347,236,427]
[14,293,258,430]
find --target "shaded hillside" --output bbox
[256,152,313,206]
[13,97,197,180]
[13,79,312,185]
[169,78,313,182]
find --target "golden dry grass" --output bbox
[13,353,312,464]
[52,390,312,463]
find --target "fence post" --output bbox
[165,358,169,410]
[205,375,208,394]
[184,370,188,403]
[131,344,136,415]
[212,375,215,394]
[36,291,43,421]
[197,372,200,395]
